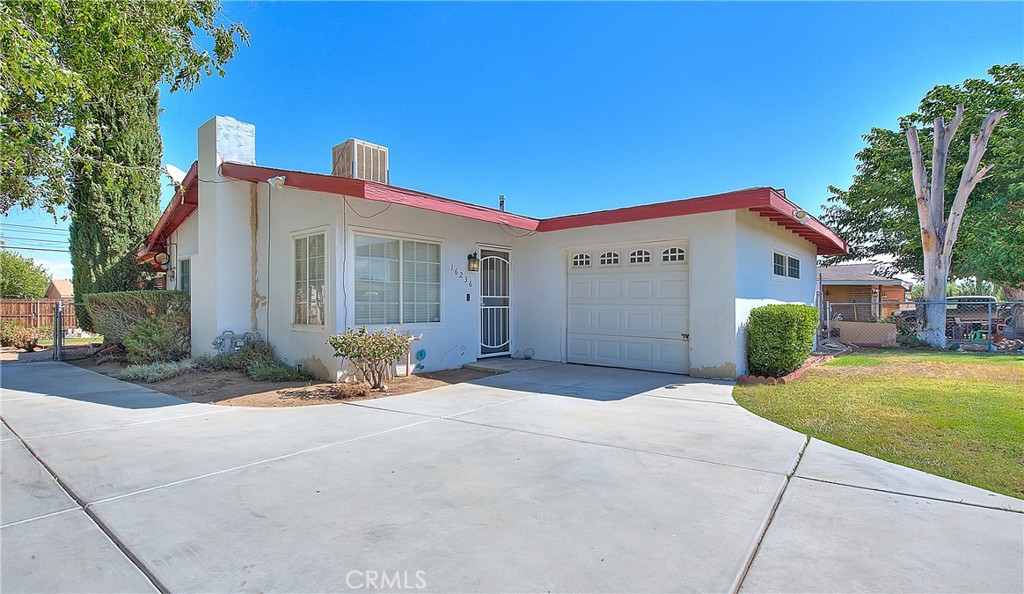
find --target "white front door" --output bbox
[480,249,511,357]
[566,241,690,373]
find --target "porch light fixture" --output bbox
[267,175,286,188]
[467,252,480,272]
[793,209,810,223]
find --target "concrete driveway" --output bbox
[1,361,1021,593]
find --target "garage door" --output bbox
[566,242,689,373]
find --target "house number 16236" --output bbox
[450,264,473,287]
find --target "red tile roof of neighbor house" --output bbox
[138,161,848,261]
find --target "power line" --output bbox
[0,235,69,245]
[0,245,71,254]
[1,223,69,234]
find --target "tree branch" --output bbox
[906,125,936,244]
[942,109,1008,263]
[928,104,964,241]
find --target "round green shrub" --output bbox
[123,311,191,364]
[747,304,819,377]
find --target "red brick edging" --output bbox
[737,354,835,386]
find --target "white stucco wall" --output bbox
[193,117,258,356]
[513,211,739,378]
[250,184,517,379]
[169,212,198,296]
[733,208,818,375]
[187,115,827,381]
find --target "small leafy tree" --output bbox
[328,327,410,390]
[0,250,50,298]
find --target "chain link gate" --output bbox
[50,301,86,361]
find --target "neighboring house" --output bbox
[44,279,74,300]
[137,116,847,380]
[818,262,911,321]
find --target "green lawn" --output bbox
[734,349,1024,498]
[37,337,100,347]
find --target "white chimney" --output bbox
[331,139,389,184]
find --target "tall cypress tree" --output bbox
[69,86,162,327]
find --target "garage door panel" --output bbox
[626,311,655,333]
[567,241,690,374]
[596,310,622,331]
[569,336,687,374]
[569,280,592,300]
[567,307,594,331]
[568,337,592,359]
[660,311,688,335]
[596,280,622,300]
[660,278,688,300]
[626,279,654,300]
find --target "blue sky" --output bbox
[4,1,1023,279]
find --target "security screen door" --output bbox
[479,249,511,357]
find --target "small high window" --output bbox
[178,258,191,294]
[662,247,685,262]
[773,252,800,279]
[599,251,619,265]
[787,257,800,279]
[572,254,591,267]
[629,249,651,264]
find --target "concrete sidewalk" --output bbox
[1,361,1021,593]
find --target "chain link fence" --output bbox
[824,299,1024,353]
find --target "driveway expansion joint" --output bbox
[793,474,1024,514]
[445,416,793,478]
[730,434,810,594]
[88,417,438,507]
[1,417,170,593]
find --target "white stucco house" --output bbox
[137,116,847,380]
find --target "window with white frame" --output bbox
[773,251,800,279]
[662,247,685,262]
[572,253,591,267]
[294,233,326,325]
[599,251,619,265]
[629,249,651,264]
[178,258,191,295]
[354,234,440,325]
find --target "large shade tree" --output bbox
[0,1,249,214]
[822,64,1024,341]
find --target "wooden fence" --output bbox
[0,299,79,329]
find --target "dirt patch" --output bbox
[69,357,501,407]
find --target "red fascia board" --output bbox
[537,188,775,232]
[137,162,198,261]
[219,162,542,231]
[177,162,848,257]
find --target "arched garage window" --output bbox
[599,251,619,265]
[572,253,591,267]
[629,249,651,264]
[662,247,685,262]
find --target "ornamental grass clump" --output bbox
[327,327,410,389]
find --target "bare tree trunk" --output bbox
[906,105,1006,348]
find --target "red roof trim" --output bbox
[137,161,199,262]
[219,163,542,231]
[138,162,848,260]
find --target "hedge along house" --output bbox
[138,116,847,380]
